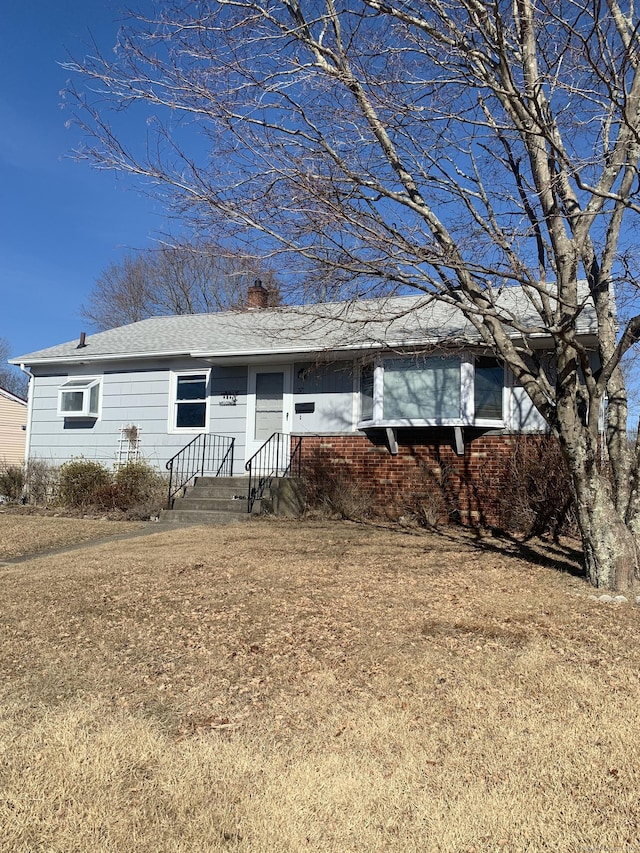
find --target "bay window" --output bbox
[359,354,504,426]
[57,377,101,418]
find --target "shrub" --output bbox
[301,450,373,521]
[0,464,24,501]
[492,435,576,539]
[107,460,166,517]
[402,461,457,529]
[114,460,164,507]
[23,459,59,505]
[59,460,111,509]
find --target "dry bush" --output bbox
[492,435,576,539]
[59,459,112,509]
[54,458,165,518]
[403,461,458,528]
[0,463,24,500]
[23,458,59,505]
[301,449,374,520]
[94,461,166,518]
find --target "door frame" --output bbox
[245,364,293,464]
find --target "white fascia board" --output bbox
[9,349,194,367]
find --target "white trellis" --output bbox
[116,424,141,469]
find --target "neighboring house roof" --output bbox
[0,386,27,406]
[10,286,598,366]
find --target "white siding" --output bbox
[505,369,549,433]
[25,353,552,479]
[292,361,357,433]
[27,361,249,474]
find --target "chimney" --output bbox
[246,279,269,309]
[77,331,87,349]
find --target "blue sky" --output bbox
[1,1,166,364]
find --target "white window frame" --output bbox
[356,353,506,429]
[357,359,382,423]
[472,355,506,427]
[168,369,211,434]
[57,377,102,419]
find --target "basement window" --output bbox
[57,377,101,418]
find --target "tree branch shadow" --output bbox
[442,526,585,578]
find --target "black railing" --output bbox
[166,433,235,508]
[245,432,302,513]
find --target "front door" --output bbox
[246,365,292,463]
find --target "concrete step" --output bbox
[186,485,250,499]
[187,477,251,499]
[158,509,254,526]
[172,496,251,513]
[196,476,249,488]
[162,475,264,525]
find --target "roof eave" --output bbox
[10,327,598,368]
[9,348,194,367]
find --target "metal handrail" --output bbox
[245,432,302,513]
[166,433,235,507]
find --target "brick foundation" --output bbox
[295,429,544,527]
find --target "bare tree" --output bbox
[82,240,281,331]
[66,0,640,589]
[0,338,28,400]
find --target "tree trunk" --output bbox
[574,478,638,590]
[568,441,639,590]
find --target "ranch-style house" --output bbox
[10,282,597,523]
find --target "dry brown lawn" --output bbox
[1,516,639,852]
[0,511,148,560]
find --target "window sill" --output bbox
[357,418,505,430]
[168,427,208,435]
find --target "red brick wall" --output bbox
[294,429,538,526]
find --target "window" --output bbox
[58,377,101,418]
[360,363,374,421]
[357,354,504,426]
[383,357,461,420]
[172,372,209,430]
[474,357,504,420]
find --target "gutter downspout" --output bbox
[18,363,33,476]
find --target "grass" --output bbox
[1,516,639,851]
[0,512,148,560]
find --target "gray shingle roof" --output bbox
[11,287,597,366]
